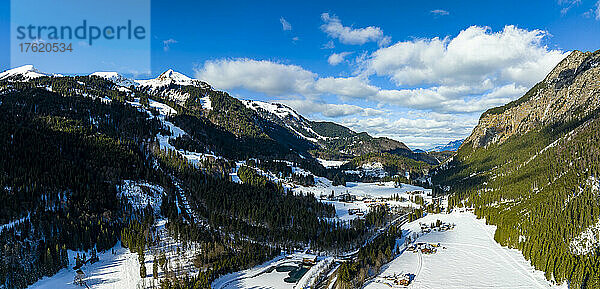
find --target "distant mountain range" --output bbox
[426,139,464,152]
[0,65,444,166]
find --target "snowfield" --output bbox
[322,200,370,221]
[28,243,147,289]
[241,99,302,120]
[365,211,565,289]
[127,98,221,167]
[294,179,429,199]
[90,71,136,87]
[316,158,347,168]
[293,179,430,221]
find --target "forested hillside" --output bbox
[0,72,396,289]
[433,49,600,288]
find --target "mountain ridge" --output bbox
[464,49,600,151]
[1,65,431,162]
[433,49,600,288]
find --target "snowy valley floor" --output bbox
[24,211,566,289]
[366,211,565,289]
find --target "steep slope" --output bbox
[0,71,375,289]
[123,69,424,162]
[433,49,600,288]
[465,50,600,150]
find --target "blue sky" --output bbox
[1,0,599,149]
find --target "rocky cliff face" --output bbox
[464,49,600,150]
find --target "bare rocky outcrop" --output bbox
[464,49,600,150]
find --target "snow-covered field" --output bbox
[366,211,565,289]
[322,200,370,221]
[28,243,149,289]
[294,180,429,199]
[317,158,347,168]
[293,180,430,221]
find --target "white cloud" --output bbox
[195,26,567,113]
[595,0,600,20]
[280,17,292,31]
[340,112,478,149]
[315,76,378,99]
[320,13,391,46]
[327,52,353,65]
[366,25,566,87]
[193,25,568,146]
[430,9,450,16]
[162,39,177,52]
[558,0,581,15]
[280,97,384,118]
[196,59,316,96]
[373,82,527,113]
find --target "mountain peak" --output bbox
[0,64,49,80]
[427,139,464,152]
[157,69,192,81]
[137,69,203,89]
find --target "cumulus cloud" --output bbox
[193,25,568,146]
[354,25,567,112]
[430,9,450,16]
[195,26,567,113]
[162,39,177,52]
[280,17,292,31]
[340,112,478,149]
[315,76,379,99]
[327,52,353,65]
[280,97,385,118]
[365,25,566,87]
[373,83,526,113]
[320,13,391,46]
[196,59,316,96]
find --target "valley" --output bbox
[1,47,599,289]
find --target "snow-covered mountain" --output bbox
[427,139,464,152]
[133,69,211,106]
[241,99,326,143]
[0,65,50,80]
[90,71,137,87]
[136,69,208,89]
[1,65,429,161]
